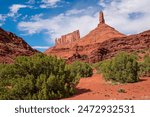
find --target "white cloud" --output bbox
[32,46,50,49]
[65,9,86,16]
[0,14,7,25]
[26,0,35,4]
[8,4,32,17]
[0,14,4,20]
[18,0,150,44]
[30,14,44,21]
[40,0,61,8]
[99,0,150,34]
[22,15,28,20]
[18,8,99,43]
[0,4,33,25]
[18,21,44,34]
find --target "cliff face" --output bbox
[0,28,38,63]
[45,11,150,63]
[55,30,80,45]
[69,30,150,63]
[45,11,125,58]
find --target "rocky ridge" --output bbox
[0,28,38,63]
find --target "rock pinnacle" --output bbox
[99,11,105,24]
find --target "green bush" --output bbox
[99,52,139,83]
[139,55,150,77]
[0,54,79,100]
[69,61,93,78]
[92,61,103,73]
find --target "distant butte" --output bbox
[44,11,150,63]
[78,11,125,46]
[55,30,80,46]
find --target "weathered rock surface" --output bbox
[0,27,38,63]
[45,11,150,63]
[99,11,105,24]
[88,30,150,63]
[55,30,80,46]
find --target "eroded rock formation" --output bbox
[99,11,105,24]
[55,30,80,45]
[45,11,150,63]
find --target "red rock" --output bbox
[55,30,80,46]
[44,11,150,63]
[99,11,105,24]
[0,27,38,63]
[45,11,125,58]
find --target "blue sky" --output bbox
[0,0,150,52]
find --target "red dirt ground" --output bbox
[65,72,150,100]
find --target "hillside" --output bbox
[0,28,38,63]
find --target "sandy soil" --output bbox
[65,72,150,100]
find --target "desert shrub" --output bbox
[0,54,79,100]
[92,61,103,73]
[100,52,139,83]
[0,64,16,80]
[117,88,126,93]
[69,61,93,78]
[139,55,150,77]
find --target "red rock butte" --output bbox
[45,11,150,63]
[78,11,125,46]
[55,30,80,46]
[45,11,125,57]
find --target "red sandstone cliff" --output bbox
[45,11,150,63]
[0,27,38,63]
[55,30,80,46]
[77,12,125,46]
[45,11,125,58]
[68,30,150,63]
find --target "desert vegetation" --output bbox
[95,52,150,83]
[139,54,150,77]
[0,51,149,100]
[100,52,139,83]
[0,54,93,100]
[69,61,93,78]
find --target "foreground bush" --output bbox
[0,54,79,100]
[99,52,139,83]
[69,61,93,78]
[139,55,150,77]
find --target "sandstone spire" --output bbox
[99,11,105,24]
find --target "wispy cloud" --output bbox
[0,14,5,21]
[32,46,50,49]
[30,14,44,21]
[99,0,150,34]
[18,7,98,43]
[0,14,7,25]
[26,0,35,4]
[40,0,61,8]
[18,0,150,44]
[65,9,86,16]
[0,4,33,25]
[8,4,32,17]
